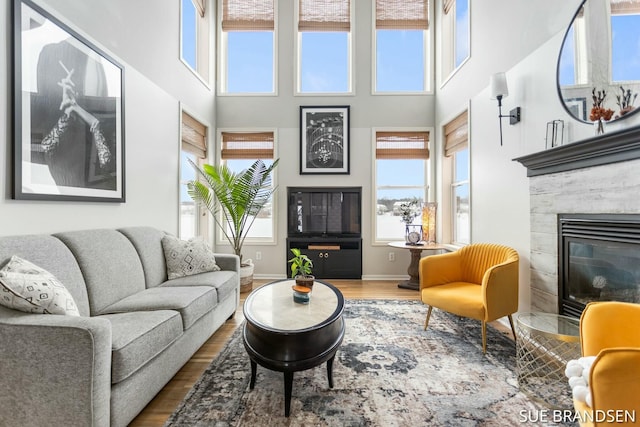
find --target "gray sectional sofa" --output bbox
[0,226,240,427]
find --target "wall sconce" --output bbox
[489,72,521,146]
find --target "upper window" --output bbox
[440,0,470,83]
[181,0,210,83]
[219,0,275,94]
[558,7,587,87]
[180,111,208,240]
[444,110,469,245]
[374,130,430,242]
[297,0,352,93]
[220,131,276,241]
[611,1,640,82]
[374,0,430,93]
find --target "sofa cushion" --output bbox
[0,256,80,316]
[160,270,238,304]
[54,229,146,315]
[101,286,217,329]
[0,235,90,316]
[118,227,168,288]
[99,310,182,384]
[161,235,220,280]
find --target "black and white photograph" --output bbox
[300,105,350,174]
[13,0,125,202]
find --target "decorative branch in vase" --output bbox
[615,86,637,118]
[589,88,614,135]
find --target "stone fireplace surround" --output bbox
[515,126,640,314]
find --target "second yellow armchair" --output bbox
[419,243,519,353]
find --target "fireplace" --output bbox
[558,214,640,318]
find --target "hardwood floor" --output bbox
[128,279,510,426]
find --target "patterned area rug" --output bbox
[165,300,559,426]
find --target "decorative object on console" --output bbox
[13,0,125,202]
[405,224,423,245]
[299,106,350,174]
[288,248,315,289]
[489,72,521,146]
[545,120,565,149]
[421,202,437,244]
[589,88,614,135]
[187,159,279,293]
[291,284,311,304]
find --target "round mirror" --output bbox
[557,0,640,124]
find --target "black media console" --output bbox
[286,187,362,279]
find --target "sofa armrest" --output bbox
[0,307,112,427]
[482,259,519,320]
[214,253,240,272]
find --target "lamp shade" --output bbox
[490,72,509,99]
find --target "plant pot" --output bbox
[240,259,254,293]
[294,274,315,289]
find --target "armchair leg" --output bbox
[424,306,433,331]
[507,314,517,342]
[481,321,487,354]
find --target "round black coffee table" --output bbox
[242,279,345,417]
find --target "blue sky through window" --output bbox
[611,15,640,82]
[227,32,274,93]
[376,30,425,92]
[300,32,349,92]
[181,0,196,70]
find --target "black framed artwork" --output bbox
[12,0,125,202]
[299,105,350,174]
[564,97,587,122]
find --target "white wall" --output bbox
[0,0,214,236]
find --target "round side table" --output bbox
[515,312,581,409]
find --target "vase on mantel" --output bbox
[594,118,605,136]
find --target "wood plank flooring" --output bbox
[128,279,510,426]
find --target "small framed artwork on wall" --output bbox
[299,105,350,174]
[12,0,125,202]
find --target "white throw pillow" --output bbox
[0,256,80,316]
[162,235,221,280]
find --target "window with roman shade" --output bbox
[180,111,208,240]
[221,131,275,160]
[443,110,468,157]
[374,0,430,92]
[443,110,470,245]
[219,0,275,93]
[181,0,210,81]
[181,111,207,159]
[374,130,431,242]
[297,0,352,93]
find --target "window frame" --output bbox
[217,0,278,96]
[440,0,470,87]
[371,127,433,245]
[294,0,354,95]
[372,0,434,95]
[215,128,279,246]
[180,0,211,87]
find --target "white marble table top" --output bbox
[244,279,340,331]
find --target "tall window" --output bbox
[441,0,470,82]
[180,111,208,240]
[444,111,469,245]
[181,0,210,82]
[610,1,640,82]
[558,7,587,87]
[219,0,275,93]
[297,0,352,93]
[374,130,430,241]
[374,0,430,93]
[220,131,276,240]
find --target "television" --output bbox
[287,187,361,237]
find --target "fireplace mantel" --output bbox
[513,125,640,177]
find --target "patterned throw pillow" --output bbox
[0,256,80,316]
[162,235,221,280]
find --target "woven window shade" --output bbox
[182,112,207,158]
[191,0,205,17]
[298,0,351,32]
[443,0,454,15]
[611,0,640,15]
[221,132,275,159]
[376,0,429,30]
[444,110,468,157]
[375,131,430,159]
[222,0,274,31]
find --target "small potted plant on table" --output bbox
[288,248,314,289]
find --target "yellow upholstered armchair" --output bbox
[419,243,519,353]
[571,301,640,426]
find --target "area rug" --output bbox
[165,300,557,426]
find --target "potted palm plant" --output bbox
[187,159,279,293]
[288,248,314,289]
